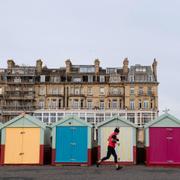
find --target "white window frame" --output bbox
[100,75,105,83]
[88,75,93,83]
[40,75,45,83]
[130,87,135,95]
[99,87,105,95]
[144,100,149,109]
[87,87,93,95]
[87,100,93,109]
[130,100,135,110]
[100,100,104,110]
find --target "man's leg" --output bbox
[111,148,121,170]
[97,146,112,167]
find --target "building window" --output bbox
[112,99,117,109]
[48,99,57,109]
[119,99,122,109]
[39,100,45,109]
[144,100,149,109]
[87,113,94,123]
[100,75,105,83]
[130,100,135,110]
[88,75,93,83]
[99,87,105,95]
[79,66,95,73]
[127,113,135,123]
[72,77,82,82]
[148,75,153,82]
[129,75,134,82]
[39,87,45,95]
[106,68,117,74]
[80,99,84,108]
[51,76,60,83]
[100,100,104,110]
[136,67,146,72]
[111,87,120,95]
[14,77,21,83]
[147,87,152,96]
[52,88,59,95]
[40,75,45,82]
[75,88,80,95]
[50,113,56,123]
[72,99,79,109]
[130,87,134,95]
[150,99,153,109]
[87,87,93,95]
[87,100,93,109]
[109,75,121,83]
[138,87,143,95]
[108,99,111,108]
[138,99,142,109]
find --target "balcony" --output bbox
[46,93,63,97]
[4,93,35,100]
[2,105,35,111]
[107,91,124,97]
[6,79,34,84]
[5,88,35,92]
[137,92,155,97]
[69,93,85,97]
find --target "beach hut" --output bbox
[51,116,95,166]
[0,122,2,163]
[0,113,51,165]
[97,116,137,165]
[145,113,180,166]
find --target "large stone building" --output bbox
[0,58,158,126]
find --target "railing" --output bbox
[2,106,35,111]
[6,80,35,84]
[107,91,124,96]
[46,93,63,97]
[4,94,35,99]
[69,93,85,97]
[137,92,156,96]
[5,88,35,92]
[33,109,158,127]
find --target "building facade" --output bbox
[0,58,158,126]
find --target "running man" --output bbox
[96,128,122,170]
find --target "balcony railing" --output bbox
[107,91,124,96]
[69,93,85,97]
[5,88,35,92]
[46,93,63,97]
[137,92,155,96]
[2,105,35,111]
[6,80,34,84]
[4,94,35,99]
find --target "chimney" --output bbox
[7,59,15,69]
[123,58,129,74]
[94,59,100,74]
[65,59,72,73]
[36,59,43,73]
[152,58,157,81]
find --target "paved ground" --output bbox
[0,165,179,180]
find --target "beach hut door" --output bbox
[56,126,88,163]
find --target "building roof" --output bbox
[51,115,93,128]
[144,113,180,128]
[97,115,137,128]
[0,113,46,129]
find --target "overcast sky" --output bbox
[0,0,180,117]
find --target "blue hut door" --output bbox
[56,126,88,163]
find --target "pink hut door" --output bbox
[149,128,167,163]
[166,128,180,163]
[149,128,180,164]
